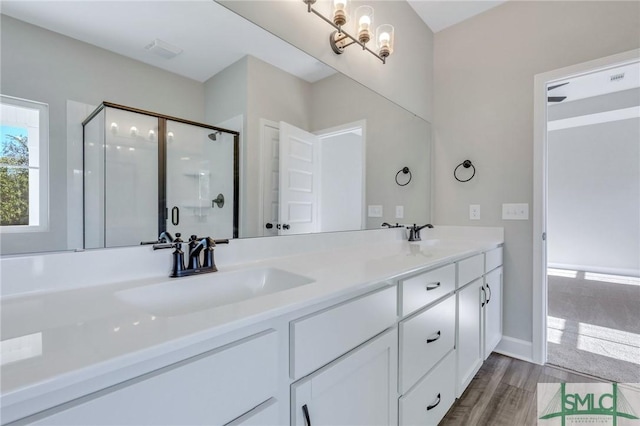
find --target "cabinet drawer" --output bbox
[399,295,455,393]
[290,285,397,379]
[485,247,503,272]
[31,330,278,426]
[226,398,279,426]
[458,253,484,287]
[400,263,455,316]
[400,350,456,426]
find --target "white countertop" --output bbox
[1,232,502,422]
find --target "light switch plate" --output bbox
[368,205,383,218]
[470,204,480,220]
[395,205,404,219]
[502,203,529,220]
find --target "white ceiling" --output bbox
[407,0,507,33]
[548,62,640,104]
[0,0,335,83]
[3,0,637,103]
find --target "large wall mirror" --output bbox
[0,1,431,256]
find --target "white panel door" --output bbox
[279,121,320,235]
[260,120,280,237]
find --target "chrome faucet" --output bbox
[407,223,433,242]
[153,233,229,277]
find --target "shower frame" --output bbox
[82,102,240,245]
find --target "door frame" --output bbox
[531,48,640,365]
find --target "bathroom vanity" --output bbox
[0,227,503,425]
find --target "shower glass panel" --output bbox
[84,107,159,248]
[166,121,235,240]
[83,103,239,249]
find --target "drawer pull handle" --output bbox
[426,331,441,343]
[426,393,441,411]
[302,404,311,426]
[481,287,487,307]
[486,283,492,304]
[426,282,441,291]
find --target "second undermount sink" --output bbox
[115,268,315,317]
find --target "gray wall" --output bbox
[548,90,639,274]
[205,55,312,237]
[0,15,205,254]
[217,0,434,122]
[310,73,431,228]
[204,55,431,235]
[432,1,640,344]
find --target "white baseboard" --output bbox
[548,262,640,278]
[494,336,535,364]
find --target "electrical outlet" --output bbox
[470,204,481,220]
[502,203,529,220]
[368,205,383,218]
[395,205,404,219]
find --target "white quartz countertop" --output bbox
[1,235,502,421]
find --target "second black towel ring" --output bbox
[395,167,412,186]
[454,160,476,182]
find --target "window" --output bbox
[0,95,49,232]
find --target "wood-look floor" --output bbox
[439,353,602,426]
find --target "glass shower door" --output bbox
[165,121,234,240]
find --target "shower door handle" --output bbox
[171,206,179,226]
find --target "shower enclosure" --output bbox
[83,102,239,249]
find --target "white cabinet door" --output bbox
[291,328,398,426]
[484,267,503,359]
[456,278,483,397]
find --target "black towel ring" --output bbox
[395,167,412,186]
[454,160,476,182]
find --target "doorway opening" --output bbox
[533,50,640,382]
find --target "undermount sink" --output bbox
[115,268,315,317]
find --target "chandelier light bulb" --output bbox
[332,0,348,27]
[376,24,394,58]
[355,6,374,44]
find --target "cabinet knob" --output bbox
[265,222,273,229]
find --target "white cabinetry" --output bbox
[290,286,397,379]
[397,263,457,426]
[483,266,503,360]
[456,247,504,397]
[291,329,398,426]
[456,278,483,397]
[29,330,279,426]
[399,350,456,426]
[399,295,455,393]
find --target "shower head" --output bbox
[208,131,222,141]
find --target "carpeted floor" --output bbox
[547,269,640,383]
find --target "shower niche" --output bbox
[83,102,239,249]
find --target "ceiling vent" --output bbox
[610,72,625,82]
[144,39,183,59]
